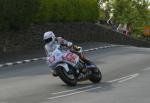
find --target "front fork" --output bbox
[74,61,89,80]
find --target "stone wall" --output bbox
[0,22,150,53]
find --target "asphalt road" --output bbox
[0,45,150,103]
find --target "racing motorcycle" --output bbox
[47,44,102,86]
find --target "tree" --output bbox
[98,0,150,38]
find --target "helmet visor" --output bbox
[44,37,53,43]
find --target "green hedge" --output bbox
[34,0,99,22]
[0,0,99,31]
[0,0,39,31]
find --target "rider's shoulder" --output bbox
[56,37,65,43]
[56,37,64,40]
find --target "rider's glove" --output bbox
[73,45,81,51]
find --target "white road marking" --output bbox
[0,65,3,67]
[42,57,46,60]
[83,45,117,52]
[48,86,101,100]
[32,58,39,61]
[5,63,13,66]
[103,46,107,48]
[118,73,139,83]
[24,60,31,62]
[0,45,122,68]
[98,47,103,49]
[84,49,91,51]
[108,73,139,83]
[143,67,150,71]
[15,61,23,64]
[52,85,93,95]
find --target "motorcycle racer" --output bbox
[44,31,73,56]
[43,31,90,67]
[43,31,102,85]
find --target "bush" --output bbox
[0,0,39,31]
[35,0,99,23]
[0,0,99,31]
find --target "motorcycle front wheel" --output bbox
[56,66,77,86]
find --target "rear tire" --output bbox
[89,67,102,83]
[57,66,77,86]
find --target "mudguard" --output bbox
[56,63,70,72]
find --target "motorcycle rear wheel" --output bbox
[89,67,102,83]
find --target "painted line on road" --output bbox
[118,73,139,83]
[143,67,150,71]
[48,86,102,100]
[49,73,138,100]
[52,85,93,95]
[23,60,32,63]
[108,73,139,83]
[15,61,23,64]
[5,63,13,66]
[0,58,44,68]
[0,45,123,68]
[0,65,3,68]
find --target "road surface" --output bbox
[0,45,150,103]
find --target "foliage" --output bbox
[98,0,113,19]
[35,0,99,22]
[0,0,39,31]
[113,0,149,37]
[0,0,99,31]
[99,9,106,20]
[99,0,150,37]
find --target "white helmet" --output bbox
[43,31,56,44]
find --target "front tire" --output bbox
[57,66,77,86]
